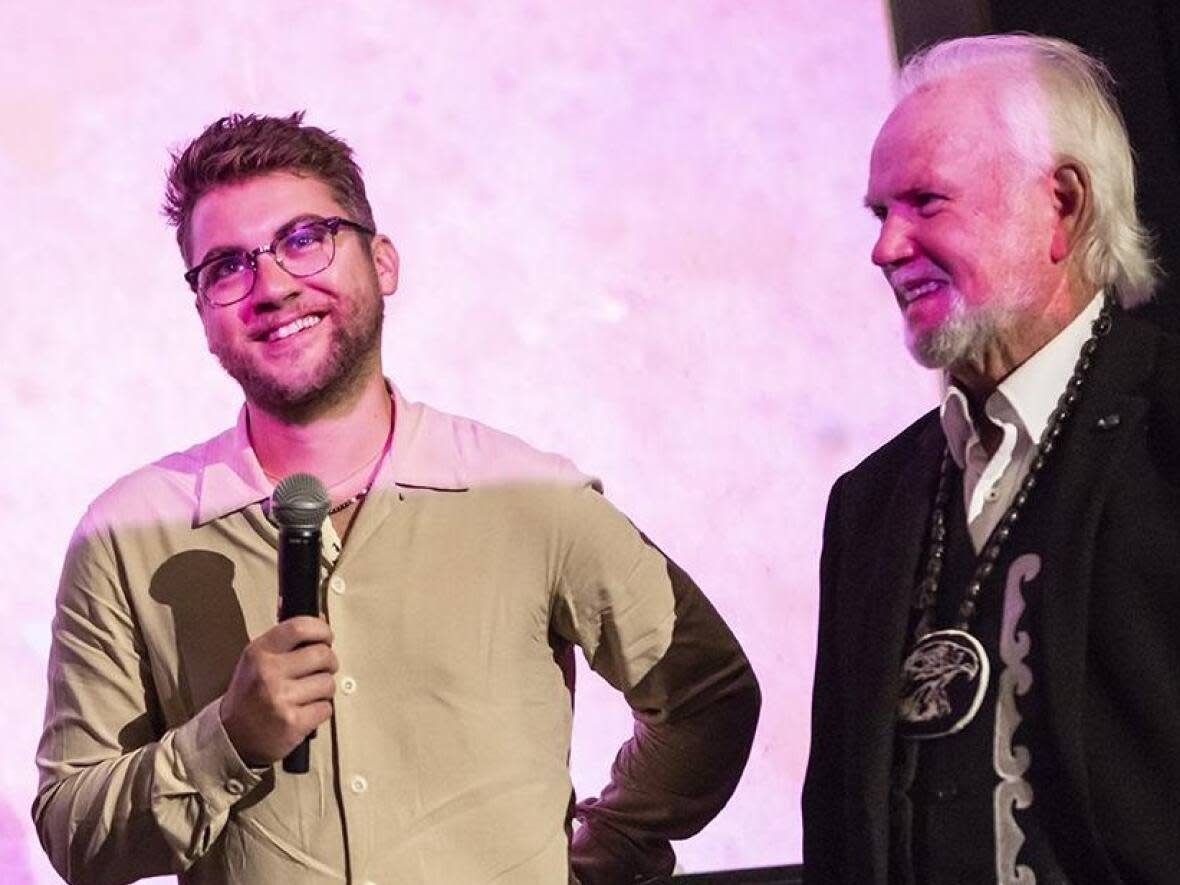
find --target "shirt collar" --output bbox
[194,382,470,526]
[194,406,272,526]
[939,291,1105,468]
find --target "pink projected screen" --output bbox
[1,3,935,880]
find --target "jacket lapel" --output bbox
[849,416,947,882]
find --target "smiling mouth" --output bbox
[897,280,945,306]
[267,315,323,342]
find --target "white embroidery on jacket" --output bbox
[994,552,1040,884]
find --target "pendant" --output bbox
[896,628,990,740]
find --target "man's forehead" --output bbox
[867,80,1012,189]
[188,172,343,257]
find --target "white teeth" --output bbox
[902,281,942,303]
[270,315,321,341]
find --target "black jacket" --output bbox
[803,308,1180,884]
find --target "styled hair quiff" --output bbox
[898,34,1158,307]
[163,112,376,264]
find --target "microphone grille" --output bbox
[270,473,330,529]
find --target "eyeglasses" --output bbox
[184,216,376,307]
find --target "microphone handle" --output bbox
[278,528,321,774]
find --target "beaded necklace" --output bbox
[896,295,1113,740]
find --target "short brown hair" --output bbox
[163,111,376,264]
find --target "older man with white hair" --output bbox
[804,34,1179,885]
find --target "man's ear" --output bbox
[1050,162,1091,264]
[371,235,399,297]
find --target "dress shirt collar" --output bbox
[195,382,468,526]
[939,291,1105,469]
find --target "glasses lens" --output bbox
[199,254,252,306]
[277,222,334,277]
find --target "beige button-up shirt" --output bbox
[34,388,759,884]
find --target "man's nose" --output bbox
[871,213,915,268]
[250,251,299,305]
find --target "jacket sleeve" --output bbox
[32,509,263,885]
[550,486,761,884]
[801,474,847,884]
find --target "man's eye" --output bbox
[914,193,945,214]
[284,224,329,253]
[208,255,248,282]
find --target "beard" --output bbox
[906,295,999,369]
[906,279,1035,370]
[213,295,384,424]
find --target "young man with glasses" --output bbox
[33,113,760,885]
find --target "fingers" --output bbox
[220,618,340,767]
[283,641,339,679]
[259,616,334,653]
[283,672,339,707]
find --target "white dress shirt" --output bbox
[939,293,1104,551]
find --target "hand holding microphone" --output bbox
[220,475,336,773]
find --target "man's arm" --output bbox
[551,487,761,884]
[32,510,335,884]
[800,474,847,884]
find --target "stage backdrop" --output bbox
[0,2,931,880]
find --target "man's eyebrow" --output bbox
[193,243,245,267]
[275,213,329,239]
[194,213,330,265]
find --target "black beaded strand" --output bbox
[912,295,1114,638]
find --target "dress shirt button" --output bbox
[329,575,347,595]
[226,779,245,796]
[985,486,1000,502]
[350,775,368,795]
[340,676,357,694]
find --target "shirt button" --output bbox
[340,676,357,694]
[350,775,368,794]
[329,575,347,595]
[986,487,1000,502]
[226,779,245,796]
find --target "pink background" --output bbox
[1,2,935,880]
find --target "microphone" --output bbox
[270,473,330,774]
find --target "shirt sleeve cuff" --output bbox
[170,697,267,810]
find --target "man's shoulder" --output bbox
[82,426,235,531]
[404,398,601,491]
[840,408,942,489]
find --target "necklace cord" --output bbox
[913,295,1114,635]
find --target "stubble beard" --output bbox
[214,297,385,425]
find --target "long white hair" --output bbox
[898,34,1158,307]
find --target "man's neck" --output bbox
[247,372,393,498]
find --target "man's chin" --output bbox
[221,361,354,423]
[906,327,959,370]
[905,314,995,371]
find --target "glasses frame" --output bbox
[184,216,376,307]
